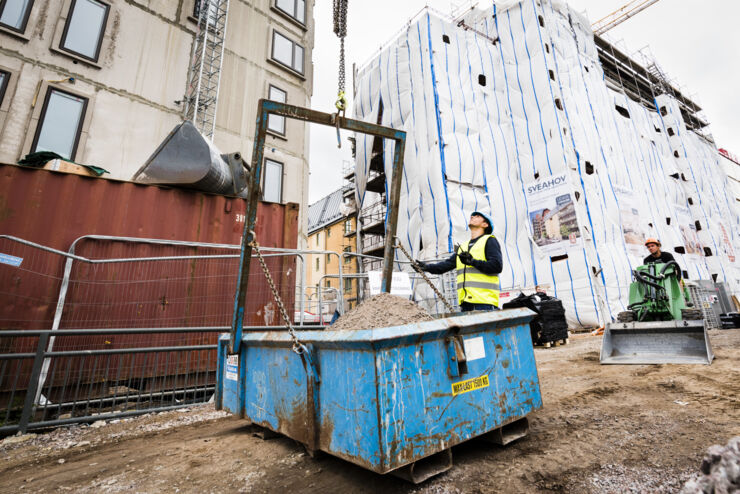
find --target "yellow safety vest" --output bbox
[456,234,500,307]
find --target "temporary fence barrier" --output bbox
[0,235,329,433]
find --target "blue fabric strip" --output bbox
[426,13,454,253]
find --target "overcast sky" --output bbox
[308,0,740,203]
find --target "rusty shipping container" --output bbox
[0,163,299,393]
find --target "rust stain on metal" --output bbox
[0,164,300,389]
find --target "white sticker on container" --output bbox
[463,336,486,361]
[225,354,238,381]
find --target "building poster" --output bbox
[615,187,647,259]
[675,205,703,257]
[719,222,736,262]
[526,174,582,255]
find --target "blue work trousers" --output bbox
[460,302,499,312]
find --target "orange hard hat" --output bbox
[644,238,661,247]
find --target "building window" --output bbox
[315,233,320,246]
[31,88,88,160]
[327,228,331,238]
[0,70,9,105]
[193,0,217,21]
[344,219,352,234]
[271,30,304,74]
[275,0,305,25]
[262,158,283,203]
[59,0,110,62]
[344,279,352,293]
[326,253,331,265]
[315,257,319,271]
[0,0,34,33]
[267,85,286,136]
[343,246,351,263]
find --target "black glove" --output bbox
[415,260,428,271]
[458,251,474,266]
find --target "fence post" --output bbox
[18,332,50,433]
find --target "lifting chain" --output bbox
[393,237,456,314]
[249,232,306,355]
[332,0,348,112]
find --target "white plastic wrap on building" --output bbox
[352,0,740,327]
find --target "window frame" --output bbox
[29,86,89,161]
[0,69,9,105]
[270,29,304,76]
[261,158,284,204]
[58,0,110,63]
[0,0,35,35]
[266,84,287,137]
[273,0,306,27]
[0,65,19,136]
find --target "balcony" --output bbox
[366,170,386,194]
[361,234,385,256]
[360,201,386,235]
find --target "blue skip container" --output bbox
[216,308,542,482]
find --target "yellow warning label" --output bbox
[451,374,490,396]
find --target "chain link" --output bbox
[249,232,305,354]
[394,237,456,314]
[333,0,348,110]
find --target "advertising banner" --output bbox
[526,174,581,255]
[675,205,703,257]
[615,187,647,259]
[719,222,736,263]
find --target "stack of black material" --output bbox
[719,312,740,330]
[502,292,569,345]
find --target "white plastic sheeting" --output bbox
[352,0,740,327]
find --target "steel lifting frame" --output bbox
[229,100,407,352]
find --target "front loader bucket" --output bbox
[600,320,713,365]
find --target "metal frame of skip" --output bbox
[229,100,407,353]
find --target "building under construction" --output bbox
[349,0,739,327]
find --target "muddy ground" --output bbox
[1,330,738,493]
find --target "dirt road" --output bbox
[2,330,738,493]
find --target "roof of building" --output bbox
[307,188,344,234]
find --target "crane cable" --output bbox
[333,0,348,113]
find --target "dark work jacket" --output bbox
[643,251,676,265]
[423,235,503,275]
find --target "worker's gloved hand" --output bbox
[415,260,428,271]
[458,251,474,265]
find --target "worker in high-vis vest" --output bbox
[416,212,503,311]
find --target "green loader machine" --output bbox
[600,261,714,365]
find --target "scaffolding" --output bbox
[184,0,230,140]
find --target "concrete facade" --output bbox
[0,0,314,242]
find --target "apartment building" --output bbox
[306,188,357,318]
[0,0,314,239]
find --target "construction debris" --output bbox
[328,293,433,331]
[680,436,740,494]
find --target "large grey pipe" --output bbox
[133,121,249,196]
